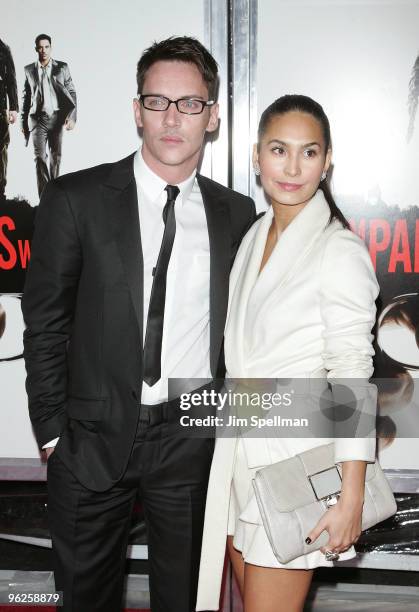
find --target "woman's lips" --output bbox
[277,182,303,192]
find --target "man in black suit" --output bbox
[0,38,19,200]
[22,36,255,612]
[21,34,77,197]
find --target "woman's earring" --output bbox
[321,171,327,181]
[254,163,261,176]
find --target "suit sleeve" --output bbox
[4,45,18,111]
[319,230,379,464]
[22,181,82,448]
[63,63,77,123]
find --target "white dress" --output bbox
[196,190,379,611]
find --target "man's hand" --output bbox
[65,118,75,130]
[8,111,18,124]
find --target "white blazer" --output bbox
[196,190,379,611]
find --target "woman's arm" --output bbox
[319,228,379,462]
[340,460,366,507]
[307,228,379,554]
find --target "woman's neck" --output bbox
[270,199,308,234]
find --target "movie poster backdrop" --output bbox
[255,0,419,469]
[0,0,207,459]
[1,0,418,471]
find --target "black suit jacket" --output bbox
[0,39,18,112]
[22,153,255,491]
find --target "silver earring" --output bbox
[321,171,327,181]
[254,163,260,176]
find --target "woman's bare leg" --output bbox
[243,564,314,612]
[227,536,245,596]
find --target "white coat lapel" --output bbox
[249,190,331,312]
[225,210,273,376]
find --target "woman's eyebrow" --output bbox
[266,139,321,147]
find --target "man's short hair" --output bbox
[35,34,51,48]
[137,36,218,100]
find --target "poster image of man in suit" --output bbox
[0,37,19,200]
[21,34,77,197]
[22,36,255,612]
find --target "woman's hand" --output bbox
[305,496,364,555]
[305,460,367,556]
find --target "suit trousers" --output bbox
[31,111,63,197]
[0,111,10,196]
[47,400,215,612]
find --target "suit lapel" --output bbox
[101,166,234,374]
[31,63,40,87]
[248,190,331,331]
[254,190,330,296]
[102,153,143,341]
[50,60,61,92]
[225,210,272,375]
[237,207,272,306]
[197,174,231,377]
[50,59,59,78]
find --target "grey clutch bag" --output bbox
[252,443,397,564]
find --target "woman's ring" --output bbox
[325,550,340,561]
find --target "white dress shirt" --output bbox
[43,151,212,448]
[134,150,212,404]
[37,59,59,115]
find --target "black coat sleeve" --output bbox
[21,69,31,134]
[3,44,18,111]
[22,180,82,447]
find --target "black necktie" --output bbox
[143,184,180,386]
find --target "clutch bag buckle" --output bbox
[308,465,342,507]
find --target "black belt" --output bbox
[139,397,180,426]
[139,379,223,426]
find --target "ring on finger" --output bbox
[324,549,340,561]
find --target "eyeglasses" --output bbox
[138,94,215,115]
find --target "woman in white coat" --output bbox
[196,95,379,612]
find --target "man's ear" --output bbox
[133,98,143,129]
[206,102,219,133]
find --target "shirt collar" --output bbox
[134,149,196,207]
[38,59,52,71]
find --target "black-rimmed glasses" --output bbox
[138,94,215,115]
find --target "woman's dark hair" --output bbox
[137,36,219,100]
[258,94,349,229]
